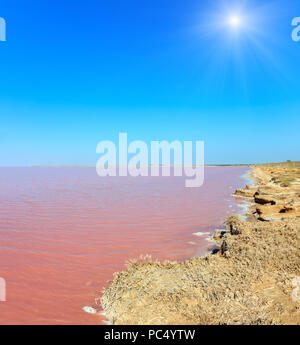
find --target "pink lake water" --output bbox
[0,167,249,325]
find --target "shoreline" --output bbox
[101,166,300,325]
[192,169,250,258]
[199,170,252,257]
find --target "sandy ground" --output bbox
[101,166,300,325]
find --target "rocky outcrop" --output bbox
[235,187,256,198]
[254,196,276,205]
[235,166,300,221]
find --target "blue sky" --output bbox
[0,0,299,166]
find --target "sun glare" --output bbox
[229,15,241,27]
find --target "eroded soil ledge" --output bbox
[101,166,300,325]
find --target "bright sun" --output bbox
[229,16,240,27]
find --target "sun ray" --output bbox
[189,0,288,103]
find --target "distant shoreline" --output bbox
[1,161,298,168]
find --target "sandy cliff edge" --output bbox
[101,166,300,325]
